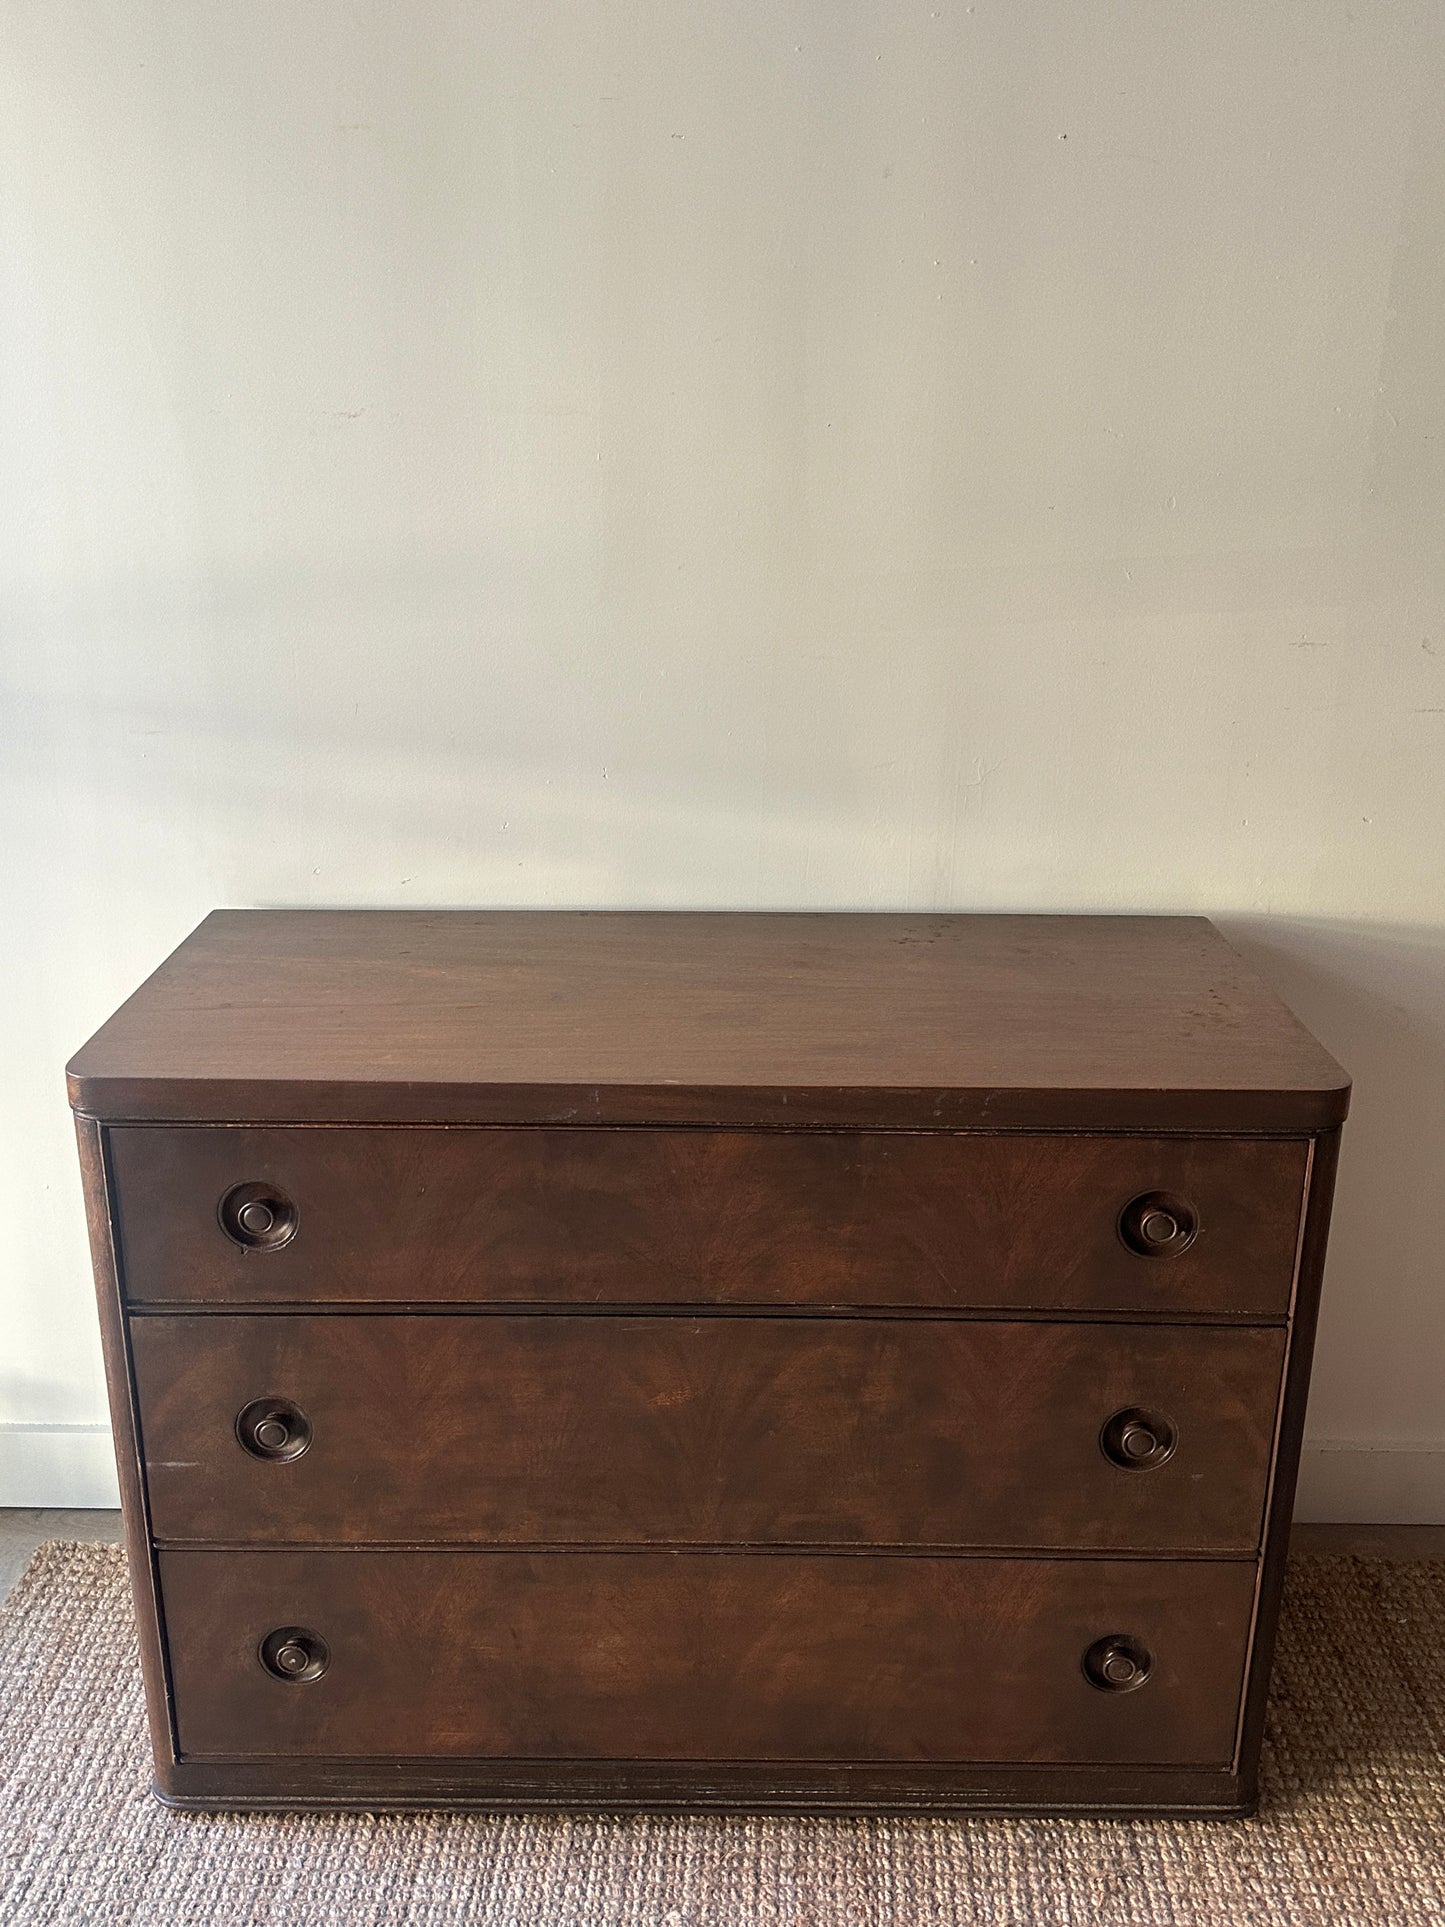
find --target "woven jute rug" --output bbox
[3,1545,1444,1926]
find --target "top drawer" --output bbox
[109,1126,1307,1315]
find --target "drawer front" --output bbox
[158,1549,1256,1765]
[110,1126,1307,1315]
[134,1314,1285,1553]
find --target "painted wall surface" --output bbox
[2,2,1442,1516]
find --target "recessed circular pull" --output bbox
[219,1182,298,1251]
[1100,1406,1177,1471]
[1118,1191,1197,1258]
[237,1397,312,1463]
[1083,1634,1153,1693]
[259,1626,330,1682]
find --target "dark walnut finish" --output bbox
[69,911,1349,1815]
[111,1126,1306,1316]
[68,910,1348,1131]
[133,1313,1285,1553]
[158,1550,1258,1766]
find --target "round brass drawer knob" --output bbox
[219,1182,299,1251]
[1118,1191,1198,1258]
[1083,1635,1152,1693]
[236,1397,312,1463]
[1100,1406,1177,1471]
[260,1626,329,1683]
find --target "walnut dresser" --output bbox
[68,910,1349,1816]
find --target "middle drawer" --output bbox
[132,1315,1284,1553]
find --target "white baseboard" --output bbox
[0,1424,120,1509]
[1294,1445,1445,1525]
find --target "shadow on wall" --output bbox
[1221,917,1445,1459]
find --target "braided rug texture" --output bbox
[2,1543,1444,1926]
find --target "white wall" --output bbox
[2,1,1442,1517]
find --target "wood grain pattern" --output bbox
[68,912,1348,1814]
[132,1313,1287,1553]
[110,1125,1309,1315]
[158,1549,1258,1766]
[67,911,1351,1130]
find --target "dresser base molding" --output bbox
[151,1758,1258,1817]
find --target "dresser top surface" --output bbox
[67,910,1348,1130]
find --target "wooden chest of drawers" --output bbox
[68,911,1348,1814]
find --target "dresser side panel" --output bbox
[1233,1127,1342,1799]
[73,1115,177,1779]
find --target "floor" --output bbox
[0,1509,123,1600]
[1,1511,1441,1604]
[1290,1521,1445,1558]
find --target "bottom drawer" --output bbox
[159,1551,1256,1766]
